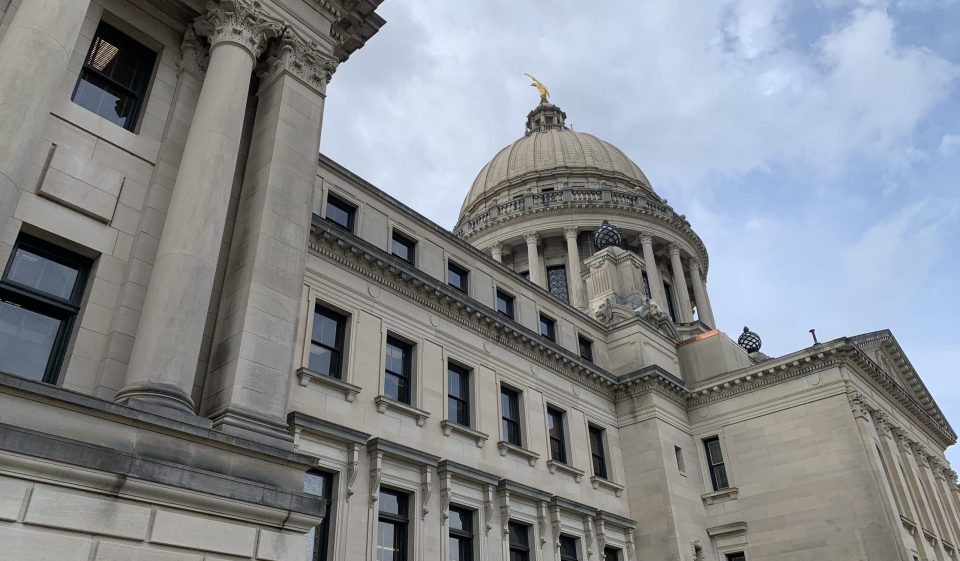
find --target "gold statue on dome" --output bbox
[524,73,550,103]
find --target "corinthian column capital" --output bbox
[195,0,283,60]
[668,243,681,257]
[689,259,702,272]
[563,227,579,240]
[260,28,339,93]
[639,232,654,246]
[525,232,540,246]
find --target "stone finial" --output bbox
[194,0,283,60]
[593,220,622,250]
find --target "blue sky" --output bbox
[319,0,960,463]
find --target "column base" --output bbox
[114,383,212,428]
[208,405,294,449]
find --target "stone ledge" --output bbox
[701,486,738,505]
[590,475,624,497]
[497,441,540,467]
[440,420,488,448]
[374,396,429,427]
[546,459,584,483]
[297,367,361,402]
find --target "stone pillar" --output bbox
[117,0,282,416]
[639,234,667,311]
[563,227,584,308]
[0,0,91,246]
[688,260,715,328]
[525,233,544,288]
[490,241,503,263]
[200,28,337,445]
[668,244,693,323]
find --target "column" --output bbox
[688,260,715,328]
[200,28,337,444]
[525,233,544,288]
[639,234,668,312]
[0,0,91,245]
[563,227,584,308]
[668,244,693,323]
[490,241,503,263]
[116,0,282,416]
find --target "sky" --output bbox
[319,0,960,464]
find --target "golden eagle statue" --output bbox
[524,73,550,103]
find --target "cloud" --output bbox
[941,134,960,157]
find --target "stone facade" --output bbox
[0,1,957,561]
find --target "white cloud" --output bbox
[940,134,960,157]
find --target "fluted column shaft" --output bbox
[0,0,91,246]
[668,244,693,323]
[639,234,668,311]
[525,233,544,287]
[491,242,503,263]
[118,1,282,415]
[563,228,584,308]
[688,260,715,328]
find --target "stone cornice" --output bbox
[615,365,690,406]
[194,0,283,60]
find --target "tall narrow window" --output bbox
[546,265,569,303]
[0,235,91,383]
[310,305,346,378]
[448,261,469,294]
[641,270,651,298]
[547,407,567,463]
[539,313,556,341]
[675,446,686,474]
[391,230,416,265]
[377,489,409,561]
[72,22,157,131]
[725,553,745,561]
[559,535,580,561]
[704,436,729,491]
[578,335,594,363]
[448,507,474,561]
[662,281,678,322]
[589,425,608,479]
[496,289,515,319]
[501,386,522,446]
[603,548,622,561]
[304,470,335,561]
[448,362,471,426]
[508,522,531,561]
[384,336,413,404]
[325,194,356,232]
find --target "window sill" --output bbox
[701,487,738,505]
[440,420,489,448]
[590,476,624,497]
[497,441,540,467]
[297,367,361,402]
[375,395,429,427]
[547,459,584,483]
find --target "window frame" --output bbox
[546,264,569,303]
[588,424,609,480]
[390,228,417,265]
[539,313,556,342]
[447,260,470,294]
[725,553,746,561]
[324,192,357,232]
[508,521,531,561]
[309,304,347,379]
[495,288,515,319]
[704,436,730,491]
[384,335,414,404]
[377,488,410,561]
[447,361,472,427]
[603,547,622,561]
[500,385,523,446]
[448,505,475,561]
[546,406,568,464]
[0,234,91,384]
[577,334,594,363]
[558,534,580,561]
[304,469,336,561]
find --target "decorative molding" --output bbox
[345,443,360,502]
[260,28,338,93]
[594,517,607,560]
[546,459,585,483]
[297,367,360,402]
[499,488,511,538]
[178,24,208,77]
[847,390,871,420]
[538,500,549,549]
[497,441,540,466]
[440,420,488,448]
[194,0,282,60]
[439,469,451,523]
[624,528,636,561]
[701,487,738,505]
[583,515,595,558]
[525,232,541,246]
[374,395,429,427]
[420,466,431,520]
[483,484,495,536]
[563,226,579,240]
[590,476,624,497]
[369,449,382,508]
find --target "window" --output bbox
[589,425,608,479]
[704,436,729,491]
[448,507,474,561]
[384,336,413,404]
[578,335,594,362]
[675,446,686,473]
[391,230,416,265]
[0,235,90,383]
[448,362,471,426]
[662,281,677,322]
[496,289,515,319]
[546,265,569,303]
[501,386,522,446]
[448,261,469,294]
[604,548,622,561]
[508,522,531,561]
[539,313,556,341]
[725,553,745,561]
[310,305,346,378]
[325,193,356,232]
[641,270,651,299]
[377,489,409,561]
[559,535,580,561]
[304,470,334,561]
[547,407,567,463]
[72,22,156,131]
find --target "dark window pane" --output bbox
[704,437,729,491]
[604,548,621,561]
[448,262,469,293]
[325,195,355,231]
[547,265,569,303]
[496,290,514,319]
[663,281,677,322]
[547,408,566,463]
[0,299,62,381]
[726,554,746,561]
[448,363,470,426]
[578,336,593,362]
[304,470,334,561]
[559,535,579,561]
[391,232,416,264]
[539,315,555,341]
[7,248,80,301]
[590,426,608,479]
[310,306,345,378]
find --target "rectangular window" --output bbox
[325,194,356,232]
[589,425,609,479]
[578,335,594,362]
[448,506,474,561]
[725,553,745,561]
[662,281,678,322]
[501,386,522,446]
[304,470,335,561]
[310,305,346,378]
[496,289,515,319]
[447,362,471,426]
[704,436,729,491]
[547,407,567,464]
[377,489,409,561]
[72,21,157,131]
[559,535,580,561]
[508,522,531,561]
[391,230,416,265]
[384,336,413,404]
[448,261,469,294]
[539,313,556,341]
[546,265,569,303]
[641,270,651,298]
[604,548,621,561]
[675,446,686,473]
[0,235,91,383]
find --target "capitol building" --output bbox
[1,1,959,560]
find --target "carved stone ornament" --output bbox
[538,501,549,549]
[583,515,595,558]
[483,484,495,536]
[594,518,607,560]
[635,295,668,323]
[439,471,451,523]
[846,390,870,420]
[345,443,361,502]
[369,450,383,508]
[421,466,432,520]
[499,489,511,538]
[178,24,209,76]
[261,28,339,92]
[194,0,283,60]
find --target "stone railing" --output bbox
[455,186,689,237]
